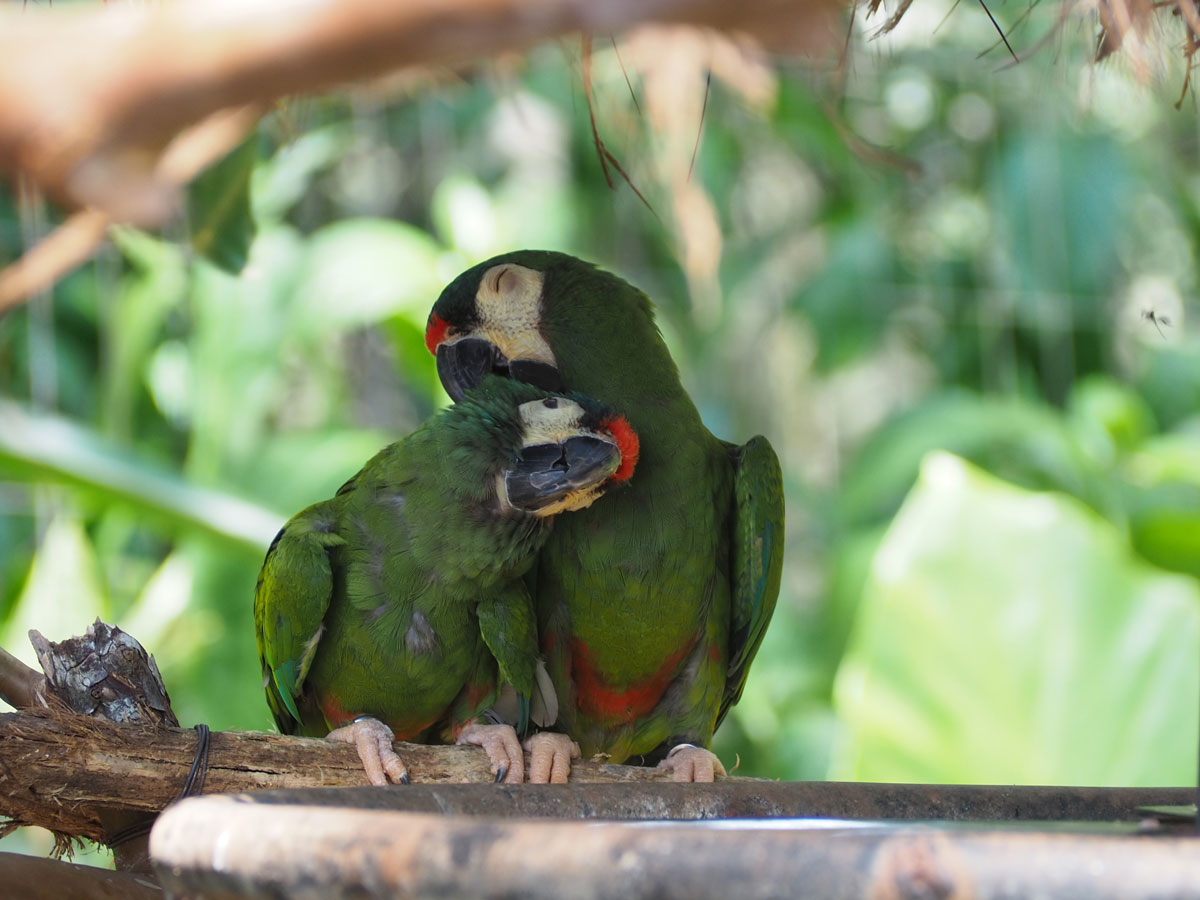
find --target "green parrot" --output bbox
[254,375,637,785]
[425,251,783,782]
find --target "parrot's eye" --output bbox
[543,398,558,409]
[490,266,510,294]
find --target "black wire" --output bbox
[178,723,211,798]
[106,723,211,848]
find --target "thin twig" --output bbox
[610,35,642,115]
[933,0,965,35]
[977,0,1020,62]
[687,69,711,182]
[581,35,613,188]
[580,35,659,221]
[824,102,922,177]
[833,1,858,100]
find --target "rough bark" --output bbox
[0,708,702,843]
[9,620,181,872]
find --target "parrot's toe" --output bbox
[523,731,580,784]
[327,717,410,786]
[656,743,726,783]
[457,722,524,784]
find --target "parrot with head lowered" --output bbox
[254,375,638,785]
[426,251,783,782]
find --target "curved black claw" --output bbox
[494,765,508,784]
[400,772,411,785]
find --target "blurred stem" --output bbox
[0,400,283,552]
[0,646,46,710]
[16,175,57,413]
[0,0,837,227]
[17,175,59,546]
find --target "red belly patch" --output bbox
[570,637,693,724]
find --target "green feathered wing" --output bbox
[719,435,785,727]
[254,502,344,732]
[476,580,540,734]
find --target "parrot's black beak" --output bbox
[504,435,621,513]
[437,338,499,403]
[508,359,563,394]
[438,339,563,402]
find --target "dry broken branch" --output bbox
[0,0,838,312]
[0,647,49,712]
[0,0,837,223]
[0,106,263,315]
[0,708,720,844]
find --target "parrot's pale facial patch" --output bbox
[516,396,588,445]
[471,264,556,367]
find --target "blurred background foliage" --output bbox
[2,0,1200,860]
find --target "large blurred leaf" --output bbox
[105,228,188,438]
[0,400,282,551]
[1,514,109,675]
[833,452,1199,786]
[839,391,1108,528]
[1122,431,1200,578]
[188,135,260,273]
[292,218,444,331]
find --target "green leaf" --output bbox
[0,400,283,552]
[839,391,1108,528]
[833,452,1200,786]
[1067,375,1157,461]
[188,134,261,274]
[1120,431,1200,578]
[292,218,444,331]
[105,228,188,437]
[251,125,353,223]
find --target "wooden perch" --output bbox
[0,621,707,850]
[0,707,701,844]
[0,852,162,900]
[150,795,1200,900]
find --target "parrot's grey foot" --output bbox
[327,717,410,786]
[656,743,726,783]
[457,723,524,784]
[523,731,581,784]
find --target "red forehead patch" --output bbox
[425,315,450,356]
[603,415,640,483]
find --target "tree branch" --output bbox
[0,707,707,843]
[0,851,163,900]
[0,647,48,712]
[0,0,836,312]
[0,0,834,222]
